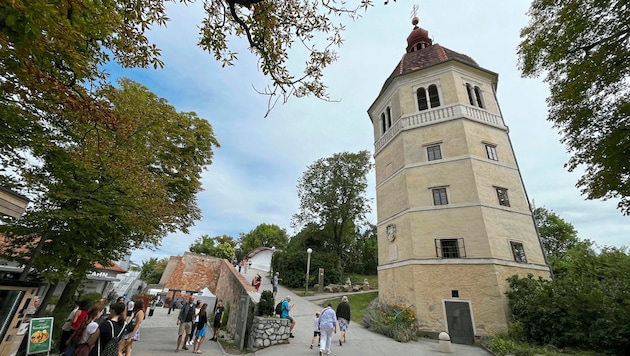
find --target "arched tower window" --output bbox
[474,86,484,108]
[386,107,392,128]
[416,88,429,111]
[465,83,475,106]
[381,113,386,134]
[417,88,428,111]
[428,85,440,108]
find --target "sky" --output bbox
[120,1,628,265]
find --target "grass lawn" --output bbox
[318,291,378,324]
[345,274,378,289]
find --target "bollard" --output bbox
[438,331,453,353]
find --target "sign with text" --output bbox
[27,317,53,355]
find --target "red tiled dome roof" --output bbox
[406,26,431,53]
[379,25,479,96]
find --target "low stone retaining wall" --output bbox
[249,316,291,349]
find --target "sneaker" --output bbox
[326,352,331,355]
[319,351,323,356]
[339,340,342,346]
[310,345,313,349]
[289,333,295,338]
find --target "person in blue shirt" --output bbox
[317,303,337,356]
[281,296,296,338]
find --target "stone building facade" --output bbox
[368,18,551,344]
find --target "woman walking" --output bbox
[69,305,104,356]
[192,303,209,354]
[119,299,144,356]
[90,302,126,356]
[336,296,351,346]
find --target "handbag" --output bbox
[124,313,136,333]
[73,343,92,356]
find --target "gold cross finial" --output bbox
[411,4,419,19]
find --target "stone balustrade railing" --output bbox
[374,104,505,153]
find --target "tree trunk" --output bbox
[56,277,82,311]
[36,281,58,317]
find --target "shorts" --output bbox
[338,318,349,332]
[178,321,192,336]
[282,315,294,323]
[313,331,321,337]
[213,317,221,328]
[273,286,278,292]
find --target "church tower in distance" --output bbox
[368,17,551,344]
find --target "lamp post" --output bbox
[306,248,313,294]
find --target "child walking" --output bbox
[192,303,208,354]
[310,312,321,349]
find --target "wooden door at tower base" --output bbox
[444,300,475,345]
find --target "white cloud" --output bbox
[129,1,629,264]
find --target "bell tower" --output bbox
[368,16,551,344]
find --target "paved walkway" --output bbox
[125,267,491,355]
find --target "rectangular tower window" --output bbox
[432,188,448,205]
[435,238,466,258]
[486,144,498,161]
[427,145,442,161]
[510,241,527,263]
[496,188,510,207]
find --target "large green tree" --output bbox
[292,150,373,260]
[189,234,236,260]
[0,0,375,128]
[518,0,630,214]
[140,257,169,285]
[239,223,289,254]
[0,79,218,302]
[532,207,579,259]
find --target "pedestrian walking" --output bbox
[119,299,144,356]
[318,303,337,356]
[192,303,209,353]
[336,295,351,346]
[188,300,202,346]
[175,295,195,352]
[149,298,157,317]
[272,272,281,298]
[310,311,321,349]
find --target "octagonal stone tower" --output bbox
[368,19,551,344]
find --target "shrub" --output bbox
[362,299,419,342]
[489,334,517,356]
[258,290,275,316]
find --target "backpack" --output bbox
[101,320,125,356]
[275,300,284,315]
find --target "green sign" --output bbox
[27,317,53,355]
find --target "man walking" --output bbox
[272,272,281,298]
[318,303,337,356]
[175,295,195,352]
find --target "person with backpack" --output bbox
[88,302,126,356]
[280,296,296,338]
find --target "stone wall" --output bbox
[248,316,291,350]
[215,260,258,335]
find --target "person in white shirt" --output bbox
[188,300,201,345]
[317,303,337,356]
[126,299,135,317]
